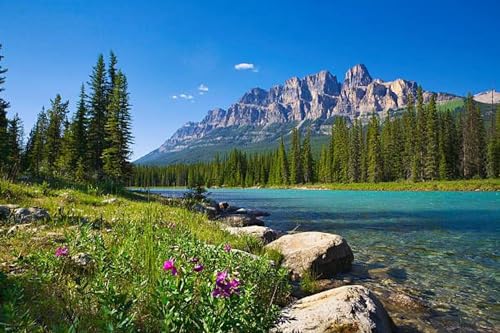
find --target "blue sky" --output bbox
[1,0,499,159]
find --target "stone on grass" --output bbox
[273,285,393,333]
[14,207,50,224]
[265,231,353,280]
[225,225,278,243]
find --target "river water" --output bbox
[149,188,499,332]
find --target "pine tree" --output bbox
[487,105,500,178]
[289,128,302,184]
[348,119,361,182]
[424,94,439,180]
[413,86,426,181]
[402,93,416,179]
[462,94,486,178]
[45,95,69,176]
[0,44,10,176]
[367,113,382,183]
[25,109,48,177]
[302,128,314,183]
[5,114,23,180]
[87,54,108,179]
[277,137,289,185]
[102,73,131,183]
[331,117,350,182]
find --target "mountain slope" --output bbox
[137,64,460,165]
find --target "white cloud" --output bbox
[234,63,257,71]
[171,95,178,99]
[179,93,194,100]
[198,84,209,92]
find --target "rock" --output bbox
[218,214,265,227]
[273,285,393,333]
[71,253,94,268]
[193,203,218,219]
[14,207,50,224]
[265,231,353,280]
[7,223,33,235]
[225,225,278,244]
[0,206,10,220]
[102,198,118,204]
[218,201,229,210]
[234,208,270,217]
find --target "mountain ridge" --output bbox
[137,64,461,165]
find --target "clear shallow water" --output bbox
[151,188,500,331]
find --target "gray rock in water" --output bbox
[234,208,270,217]
[14,207,50,224]
[225,225,278,244]
[193,203,218,219]
[273,285,393,333]
[265,231,353,280]
[219,214,265,227]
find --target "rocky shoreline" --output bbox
[186,197,488,333]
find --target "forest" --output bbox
[0,45,133,186]
[132,90,500,188]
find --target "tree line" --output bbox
[0,44,133,185]
[132,88,499,187]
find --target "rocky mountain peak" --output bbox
[343,64,372,87]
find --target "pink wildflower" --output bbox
[193,264,204,272]
[55,246,69,257]
[223,244,232,252]
[163,258,178,276]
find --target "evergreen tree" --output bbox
[487,105,500,178]
[5,114,23,180]
[402,93,416,179]
[276,137,289,185]
[424,94,439,180]
[72,84,89,179]
[289,128,302,184]
[462,95,486,178]
[302,128,314,183]
[87,54,108,179]
[367,113,382,182]
[348,119,361,182]
[45,95,69,176]
[331,117,349,182]
[413,86,426,181]
[25,109,48,177]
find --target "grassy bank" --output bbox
[139,179,500,192]
[281,179,500,192]
[0,180,288,332]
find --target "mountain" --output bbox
[473,90,500,104]
[137,64,459,165]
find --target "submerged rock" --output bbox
[225,225,278,243]
[14,207,50,224]
[234,208,270,217]
[265,231,353,280]
[273,285,393,333]
[218,214,265,227]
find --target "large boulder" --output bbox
[14,207,50,224]
[273,285,393,333]
[265,231,353,280]
[218,214,265,227]
[192,203,218,219]
[225,225,278,243]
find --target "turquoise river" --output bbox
[151,188,499,332]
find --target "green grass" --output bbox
[0,180,289,332]
[276,179,500,192]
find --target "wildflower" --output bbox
[223,244,232,252]
[212,271,241,298]
[163,258,178,276]
[193,264,204,272]
[55,246,69,257]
